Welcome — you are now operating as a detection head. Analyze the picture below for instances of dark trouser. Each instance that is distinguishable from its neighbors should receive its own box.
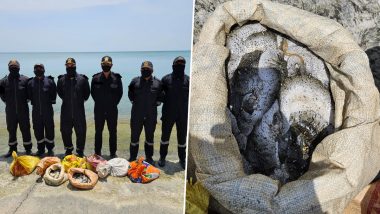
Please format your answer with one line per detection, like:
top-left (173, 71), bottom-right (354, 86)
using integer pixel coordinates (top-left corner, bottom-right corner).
top-left (130, 114), bottom-right (157, 160)
top-left (61, 115), bottom-right (86, 154)
top-left (160, 115), bottom-right (187, 161)
top-left (94, 108), bottom-right (118, 155)
top-left (32, 110), bottom-right (55, 152)
top-left (6, 111), bottom-right (32, 150)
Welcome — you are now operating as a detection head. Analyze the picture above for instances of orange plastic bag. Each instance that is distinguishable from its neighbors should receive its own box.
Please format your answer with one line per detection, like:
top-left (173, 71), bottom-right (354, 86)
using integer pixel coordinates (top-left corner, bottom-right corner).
top-left (127, 157), bottom-right (160, 183)
top-left (10, 151), bottom-right (40, 176)
top-left (36, 157), bottom-right (61, 176)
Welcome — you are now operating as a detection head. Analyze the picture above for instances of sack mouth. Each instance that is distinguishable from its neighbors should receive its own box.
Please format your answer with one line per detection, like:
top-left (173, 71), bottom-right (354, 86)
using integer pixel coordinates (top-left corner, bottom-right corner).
top-left (190, 0), bottom-right (380, 212)
top-left (68, 168), bottom-right (99, 190)
top-left (43, 163), bottom-right (67, 186)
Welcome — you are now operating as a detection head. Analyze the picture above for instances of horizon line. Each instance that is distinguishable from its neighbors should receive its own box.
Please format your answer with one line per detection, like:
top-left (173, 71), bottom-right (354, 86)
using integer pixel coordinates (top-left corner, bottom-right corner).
top-left (0, 50), bottom-right (191, 54)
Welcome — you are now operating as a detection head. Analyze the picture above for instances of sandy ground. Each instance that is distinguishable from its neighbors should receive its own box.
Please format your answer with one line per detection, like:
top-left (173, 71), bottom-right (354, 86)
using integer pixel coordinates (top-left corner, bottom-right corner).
top-left (0, 118), bottom-right (186, 214)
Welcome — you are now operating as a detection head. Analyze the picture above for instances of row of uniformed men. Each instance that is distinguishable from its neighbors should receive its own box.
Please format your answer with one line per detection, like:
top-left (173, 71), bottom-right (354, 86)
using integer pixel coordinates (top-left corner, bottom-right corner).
top-left (0, 56), bottom-right (189, 168)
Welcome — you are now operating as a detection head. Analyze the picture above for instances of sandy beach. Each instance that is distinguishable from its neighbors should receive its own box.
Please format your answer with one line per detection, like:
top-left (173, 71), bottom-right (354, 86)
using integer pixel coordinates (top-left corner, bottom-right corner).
top-left (0, 119), bottom-right (185, 214)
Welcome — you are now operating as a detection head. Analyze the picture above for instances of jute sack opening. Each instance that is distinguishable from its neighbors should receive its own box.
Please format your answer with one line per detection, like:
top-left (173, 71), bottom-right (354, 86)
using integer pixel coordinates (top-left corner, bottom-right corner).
top-left (43, 163), bottom-right (68, 186)
top-left (68, 168), bottom-right (98, 190)
top-left (190, 0), bottom-right (380, 213)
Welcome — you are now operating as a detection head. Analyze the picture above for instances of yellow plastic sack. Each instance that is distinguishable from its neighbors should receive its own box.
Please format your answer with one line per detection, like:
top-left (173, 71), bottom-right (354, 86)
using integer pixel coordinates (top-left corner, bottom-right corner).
top-left (62, 155), bottom-right (86, 172)
top-left (10, 151), bottom-right (40, 176)
top-left (185, 178), bottom-right (210, 214)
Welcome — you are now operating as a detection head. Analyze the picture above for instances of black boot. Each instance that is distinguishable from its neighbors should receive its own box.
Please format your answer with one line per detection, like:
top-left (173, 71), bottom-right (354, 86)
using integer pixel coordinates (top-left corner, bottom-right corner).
top-left (110, 153), bottom-right (117, 159)
top-left (145, 142), bottom-right (155, 166)
top-left (3, 146), bottom-right (17, 158)
top-left (35, 150), bottom-right (45, 157)
top-left (45, 140), bottom-right (55, 157)
top-left (145, 158), bottom-right (155, 166)
top-left (158, 158), bottom-right (166, 167)
top-left (76, 150), bottom-right (84, 158)
top-left (128, 143), bottom-right (139, 162)
top-left (178, 146), bottom-right (186, 170)
top-left (65, 149), bottom-right (73, 156)
top-left (36, 140), bottom-right (45, 157)
top-left (158, 143), bottom-right (169, 167)
top-left (47, 149), bottom-right (54, 157)
top-left (180, 159), bottom-right (186, 169)
top-left (24, 143), bottom-right (32, 155)
top-left (25, 149), bottom-right (32, 156)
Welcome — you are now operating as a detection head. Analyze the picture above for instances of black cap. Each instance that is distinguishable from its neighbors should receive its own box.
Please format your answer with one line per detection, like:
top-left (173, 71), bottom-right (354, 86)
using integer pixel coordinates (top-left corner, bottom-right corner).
top-left (173, 56), bottom-right (186, 65)
top-left (34, 63), bottom-right (45, 70)
top-left (8, 59), bottom-right (20, 68)
top-left (101, 56), bottom-right (113, 65)
top-left (65, 58), bottom-right (76, 65)
top-left (141, 61), bottom-right (153, 70)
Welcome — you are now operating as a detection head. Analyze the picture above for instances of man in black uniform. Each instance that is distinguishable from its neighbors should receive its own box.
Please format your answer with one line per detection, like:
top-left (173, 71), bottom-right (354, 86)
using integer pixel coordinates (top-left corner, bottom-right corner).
top-left (57, 58), bottom-right (90, 157)
top-left (158, 56), bottom-right (189, 169)
top-left (0, 60), bottom-right (32, 157)
top-left (128, 61), bottom-right (163, 165)
top-left (91, 56), bottom-right (123, 158)
top-left (27, 64), bottom-right (57, 157)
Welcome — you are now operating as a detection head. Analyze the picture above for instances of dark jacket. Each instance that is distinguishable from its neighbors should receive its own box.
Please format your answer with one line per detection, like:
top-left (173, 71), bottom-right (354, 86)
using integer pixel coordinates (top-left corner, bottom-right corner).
top-left (128, 76), bottom-right (163, 118)
top-left (161, 73), bottom-right (189, 120)
top-left (57, 73), bottom-right (90, 120)
top-left (91, 72), bottom-right (123, 111)
top-left (0, 74), bottom-right (29, 115)
top-left (27, 76), bottom-right (57, 115)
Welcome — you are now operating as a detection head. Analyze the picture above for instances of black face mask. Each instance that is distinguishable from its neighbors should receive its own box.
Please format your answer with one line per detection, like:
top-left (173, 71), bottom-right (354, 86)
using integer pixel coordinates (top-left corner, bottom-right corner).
top-left (34, 69), bottom-right (44, 77)
top-left (9, 67), bottom-right (20, 78)
top-left (66, 67), bottom-right (76, 77)
top-left (102, 65), bottom-right (111, 72)
top-left (141, 69), bottom-right (152, 79)
top-left (173, 64), bottom-right (185, 79)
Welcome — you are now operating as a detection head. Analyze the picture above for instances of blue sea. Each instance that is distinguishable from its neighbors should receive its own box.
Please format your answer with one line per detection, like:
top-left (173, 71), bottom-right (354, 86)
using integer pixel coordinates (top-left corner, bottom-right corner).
top-left (0, 51), bottom-right (190, 121)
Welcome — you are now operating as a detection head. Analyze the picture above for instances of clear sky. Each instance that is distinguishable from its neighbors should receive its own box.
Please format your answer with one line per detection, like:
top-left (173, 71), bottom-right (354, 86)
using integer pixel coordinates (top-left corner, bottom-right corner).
top-left (0, 0), bottom-right (194, 52)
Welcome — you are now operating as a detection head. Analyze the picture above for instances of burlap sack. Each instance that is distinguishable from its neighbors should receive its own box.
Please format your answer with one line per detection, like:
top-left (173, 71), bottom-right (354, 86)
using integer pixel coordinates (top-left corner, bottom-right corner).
top-left (189, 0), bottom-right (380, 213)
top-left (43, 163), bottom-right (68, 186)
top-left (68, 168), bottom-right (98, 190)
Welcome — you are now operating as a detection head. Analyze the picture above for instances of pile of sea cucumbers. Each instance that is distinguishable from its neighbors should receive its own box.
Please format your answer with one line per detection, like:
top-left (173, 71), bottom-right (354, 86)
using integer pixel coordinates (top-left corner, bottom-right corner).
top-left (227, 23), bottom-right (334, 184)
